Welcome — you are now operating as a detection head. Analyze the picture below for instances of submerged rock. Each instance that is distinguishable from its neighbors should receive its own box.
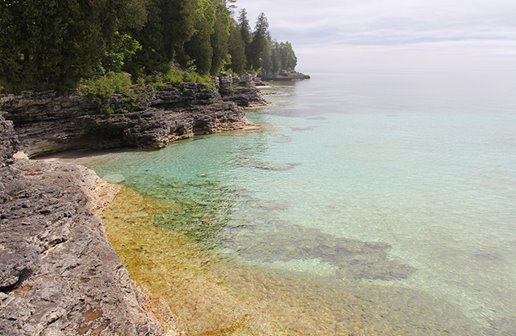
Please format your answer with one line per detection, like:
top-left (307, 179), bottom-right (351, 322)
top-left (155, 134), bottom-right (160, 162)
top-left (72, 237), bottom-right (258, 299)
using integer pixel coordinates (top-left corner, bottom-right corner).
top-left (224, 222), bottom-right (416, 281)
top-left (235, 158), bottom-right (301, 171)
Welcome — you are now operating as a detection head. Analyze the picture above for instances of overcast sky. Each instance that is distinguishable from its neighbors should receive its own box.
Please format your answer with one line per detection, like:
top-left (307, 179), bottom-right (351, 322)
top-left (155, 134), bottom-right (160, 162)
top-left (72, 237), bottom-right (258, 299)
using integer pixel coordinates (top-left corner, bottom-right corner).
top-left (234, 0), bottom-right (516, 73)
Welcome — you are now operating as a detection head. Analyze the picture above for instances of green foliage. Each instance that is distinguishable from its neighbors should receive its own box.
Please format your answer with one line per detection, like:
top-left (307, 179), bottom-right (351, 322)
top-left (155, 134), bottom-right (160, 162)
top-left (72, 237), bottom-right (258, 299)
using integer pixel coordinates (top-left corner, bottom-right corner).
top-left (186, 30), bottom-right (213, 75)
top-left (79, 72), bottom-right (133, 115)
top-left (248, 12), bottom-right (270, 69)
top-left (210, 3), bottom-right (231, 75)
top-left (264, 41), bottom-right (298, 76)
top-left (0, 1), bottom-right (299, 92)
top-left (238, 9), bottom-right (252, 67)
top-left (161, 0), bottom-right (197, 62)
top-left (103, 33), bottom-right (142, 73)
top-left (79, 72), bottom-right (132, 98)
top-left (227, 22), bottom-right (247, 74)
top-left (126, 0), bottom-right (167, 74)
top-left (143, 66), bottom-right (212, 90)
top-left (0, 0), bottom-right (137, 92)
top-left (118, 0), bottom-right (151, 30)
top-left (280, 42), bottom-right (298, 70)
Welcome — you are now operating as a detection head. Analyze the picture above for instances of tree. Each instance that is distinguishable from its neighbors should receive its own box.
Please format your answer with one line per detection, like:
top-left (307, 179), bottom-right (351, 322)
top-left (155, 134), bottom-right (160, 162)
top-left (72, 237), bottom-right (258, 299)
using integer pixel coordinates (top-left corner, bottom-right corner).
top-left (210, 3), bottom-right (231, 75)
top-left (280, 42), bottom-right (298, 70)
top-left (125, 0), bottom-right (165, 74)
top-left (0, 1), bottom-right (300, 91)
top-left (248, 12), bottom-right (270, 70)
top-left (0, 0), bottom-right (131, 91)
top-left (184, 0), bottom-right (216, 74)
top-left (161, 0), bottom-right (197, 63)
top-left (227, 22), bottom-right (246, 74)
top-left (237, 9), bottom-right (252, 68)
top-left (270, 41), bottom-right (282, 75)
top-left (103, 33), bottom-right (142, 73)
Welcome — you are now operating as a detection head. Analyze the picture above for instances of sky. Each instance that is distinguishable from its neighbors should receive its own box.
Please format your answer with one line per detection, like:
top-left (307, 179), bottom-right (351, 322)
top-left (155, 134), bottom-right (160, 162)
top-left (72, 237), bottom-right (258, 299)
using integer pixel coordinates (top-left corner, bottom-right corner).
top-left (233, 0), bottom-right (516, 73)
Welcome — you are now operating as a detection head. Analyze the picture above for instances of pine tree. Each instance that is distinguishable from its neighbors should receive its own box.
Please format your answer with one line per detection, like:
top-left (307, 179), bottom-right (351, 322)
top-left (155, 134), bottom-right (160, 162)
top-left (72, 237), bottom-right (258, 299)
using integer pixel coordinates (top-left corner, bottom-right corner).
top-left (248, 12), bottom-right (270, 70)
top-left (227, 22), bottom-right (247, 74)
top-left (281, 42), bottom-right (298, 70)
top-left (210, 3), bottom-right (231, 75)
top-left (0, 1), bottom-right (300, 91)
top-left (161, 0), bottom-right (197, 63)
top-left (271, 42), bottom-right (282, 75)
top-left (0, 0), bottom-right (128, 91)
top-left (238, 9), bottom-right (252, 69)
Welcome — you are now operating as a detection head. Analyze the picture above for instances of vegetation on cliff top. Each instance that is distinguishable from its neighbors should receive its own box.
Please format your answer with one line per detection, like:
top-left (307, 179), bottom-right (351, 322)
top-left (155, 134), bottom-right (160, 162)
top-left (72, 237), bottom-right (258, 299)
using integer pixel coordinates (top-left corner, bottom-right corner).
top-left (0, 0), bottom-right (299, 92)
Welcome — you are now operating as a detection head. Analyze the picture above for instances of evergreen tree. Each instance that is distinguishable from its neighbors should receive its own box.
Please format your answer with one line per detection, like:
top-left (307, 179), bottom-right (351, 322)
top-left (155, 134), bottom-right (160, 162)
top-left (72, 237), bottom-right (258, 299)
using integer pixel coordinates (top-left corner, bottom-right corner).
top-left (281, 42), bottom-right (298, 70)
top-left (0, 1), bottom-right (300, 91)
top-left (238, 9), bottom-right (252, 68)
top-left (261, 39), bottom-right (273, 76)
top-left (116, 0), bottom-right (150, 30)
top-left (210, 3), bottom-right (231, 75)
top-left (126, 0), bottom-right (165, 74)
top-left (271, 42), bottom-right (282, 75)
top-left (0, 0), bottom-right (130, 91)
top-left (184, 0), bottom-right (216, 74)
top-left (161, 0), bottom-right (196, 63)
top-left (227, 22), bottom-right (247, 74)
top-left (248, 12), bottom-right (270, 70)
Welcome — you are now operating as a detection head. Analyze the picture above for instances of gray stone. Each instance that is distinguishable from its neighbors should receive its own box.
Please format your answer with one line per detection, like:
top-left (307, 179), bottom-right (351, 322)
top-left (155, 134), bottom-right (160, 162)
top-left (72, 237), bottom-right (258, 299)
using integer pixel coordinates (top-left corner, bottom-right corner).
top-left (0, 160), bottom-right (174, 335)
top-left (0, 114), bottom-right (19, 167)
top-left (1, 83), bottom-right (261, 158)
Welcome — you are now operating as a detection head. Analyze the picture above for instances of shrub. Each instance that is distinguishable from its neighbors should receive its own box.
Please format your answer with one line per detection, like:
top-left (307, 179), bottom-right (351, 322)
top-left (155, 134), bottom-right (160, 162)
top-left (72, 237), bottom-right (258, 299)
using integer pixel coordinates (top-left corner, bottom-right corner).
top-left (143, 65), bottom-right (214, 90)
top-left (79, 72), bottom-right (132, 98)
top-left (79, 72), bottom-right (133, 114)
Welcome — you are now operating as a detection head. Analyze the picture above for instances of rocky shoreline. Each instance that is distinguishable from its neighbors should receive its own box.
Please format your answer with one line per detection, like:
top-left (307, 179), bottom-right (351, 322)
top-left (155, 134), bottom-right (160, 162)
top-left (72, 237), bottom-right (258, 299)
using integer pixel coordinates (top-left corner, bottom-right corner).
top-left (0, 78), bottom-right (266, 158)
top-left (1, 115), bottom-right (181, 335)
top-left (0, 80), bottom-right (269, 335)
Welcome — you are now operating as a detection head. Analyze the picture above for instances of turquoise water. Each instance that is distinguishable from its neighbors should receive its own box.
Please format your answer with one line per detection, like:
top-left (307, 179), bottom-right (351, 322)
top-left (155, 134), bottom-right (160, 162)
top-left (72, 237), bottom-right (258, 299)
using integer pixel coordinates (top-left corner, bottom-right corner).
top-left (86, 72), bottom-right (516, 335)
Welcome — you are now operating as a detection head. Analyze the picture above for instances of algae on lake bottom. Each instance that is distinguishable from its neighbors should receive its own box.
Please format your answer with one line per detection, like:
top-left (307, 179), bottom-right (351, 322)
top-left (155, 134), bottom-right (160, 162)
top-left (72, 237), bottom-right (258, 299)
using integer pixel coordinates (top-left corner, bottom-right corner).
top-left (101, 186), bottom-right (482, 336)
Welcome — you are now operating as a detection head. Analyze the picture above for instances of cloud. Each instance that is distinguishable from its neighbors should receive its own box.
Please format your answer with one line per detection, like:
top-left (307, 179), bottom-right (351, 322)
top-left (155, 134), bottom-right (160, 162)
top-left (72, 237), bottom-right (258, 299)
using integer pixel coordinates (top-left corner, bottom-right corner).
top-left (234, 0), bottom-right (516, 72)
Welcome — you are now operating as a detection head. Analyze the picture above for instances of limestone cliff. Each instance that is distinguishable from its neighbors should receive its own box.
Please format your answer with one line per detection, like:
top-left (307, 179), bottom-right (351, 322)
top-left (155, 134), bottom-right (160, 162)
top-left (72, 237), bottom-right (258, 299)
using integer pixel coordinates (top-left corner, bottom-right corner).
top-left (0, 115), bottom-right (178, 335)
top-left (0, 81), bottom-right (265, 158)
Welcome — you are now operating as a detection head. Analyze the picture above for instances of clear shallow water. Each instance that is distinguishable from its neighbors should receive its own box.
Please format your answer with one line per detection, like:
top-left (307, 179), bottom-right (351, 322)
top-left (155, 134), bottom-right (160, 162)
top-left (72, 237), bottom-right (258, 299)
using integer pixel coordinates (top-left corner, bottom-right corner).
top-left (86, 72), bottom-right (516, 335)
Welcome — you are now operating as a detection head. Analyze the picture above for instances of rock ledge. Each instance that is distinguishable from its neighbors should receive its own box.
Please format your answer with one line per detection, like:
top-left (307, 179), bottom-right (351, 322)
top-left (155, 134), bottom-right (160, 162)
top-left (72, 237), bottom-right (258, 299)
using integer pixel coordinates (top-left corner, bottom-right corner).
top-left (0, 115), bottom-right (177, 335)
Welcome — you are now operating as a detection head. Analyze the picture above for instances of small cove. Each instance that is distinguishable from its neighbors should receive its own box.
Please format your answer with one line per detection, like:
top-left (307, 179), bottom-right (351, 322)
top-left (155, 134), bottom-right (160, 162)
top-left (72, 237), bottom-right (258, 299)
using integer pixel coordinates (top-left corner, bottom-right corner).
top-left (81, 72), bottom-right (516, 335)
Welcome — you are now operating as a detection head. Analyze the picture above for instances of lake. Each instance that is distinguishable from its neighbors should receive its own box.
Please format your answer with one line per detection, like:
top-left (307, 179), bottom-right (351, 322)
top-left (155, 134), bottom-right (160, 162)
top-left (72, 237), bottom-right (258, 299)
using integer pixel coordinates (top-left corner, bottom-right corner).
top-left (85, 71), bottom-right (516, 335)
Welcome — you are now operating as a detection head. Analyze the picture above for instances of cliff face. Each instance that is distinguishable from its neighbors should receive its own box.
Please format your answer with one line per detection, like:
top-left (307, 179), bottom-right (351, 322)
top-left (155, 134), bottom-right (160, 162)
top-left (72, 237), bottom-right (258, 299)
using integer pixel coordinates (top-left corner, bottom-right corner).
top-left (0, 114), bottom-right (19, 167)
top-left (0, 81), bottom-right (267, 335)
top-left (0, 82), bottom-right (262, 158)
top-left (0, 115), bottom-right (175, 335)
